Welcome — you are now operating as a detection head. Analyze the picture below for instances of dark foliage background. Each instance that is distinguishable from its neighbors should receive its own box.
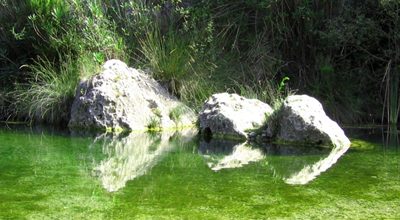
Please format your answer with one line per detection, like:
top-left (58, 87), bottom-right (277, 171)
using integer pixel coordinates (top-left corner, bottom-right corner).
top-left (1, 0), bottom-right (399, 125)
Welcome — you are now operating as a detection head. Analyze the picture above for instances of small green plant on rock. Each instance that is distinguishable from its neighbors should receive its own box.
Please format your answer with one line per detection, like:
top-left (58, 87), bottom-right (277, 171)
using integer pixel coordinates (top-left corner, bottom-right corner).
top-left (265, 100), bottom-right (285, 138)
top-left (147, 116), bottom-right (161, 131)
top-left (152, 108), bottom-right (162, 118)
top-left (278, 77), bottom-right (290, 94)
top-left (169, 104), bottom-right (188, 124)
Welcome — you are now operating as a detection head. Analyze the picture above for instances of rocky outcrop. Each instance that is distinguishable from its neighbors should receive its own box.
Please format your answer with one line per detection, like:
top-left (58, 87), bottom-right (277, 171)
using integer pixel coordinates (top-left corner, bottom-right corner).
top-left (69, 59), bottom-right (196, 131)
top-left (199, 93), bottom-right (273, 139)
top-left (267, 95), bottom-right (350, 148)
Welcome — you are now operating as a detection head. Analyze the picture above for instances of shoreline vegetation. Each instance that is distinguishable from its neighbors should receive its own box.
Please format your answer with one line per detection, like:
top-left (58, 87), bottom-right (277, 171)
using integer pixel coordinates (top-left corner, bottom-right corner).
top-left (1, 0), bottom-right (399, 128)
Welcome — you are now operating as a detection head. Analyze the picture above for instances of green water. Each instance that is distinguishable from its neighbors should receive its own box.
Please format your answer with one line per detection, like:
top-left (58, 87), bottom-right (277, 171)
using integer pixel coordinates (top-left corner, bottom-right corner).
top-left (0, 126), bottom-right (399, 219)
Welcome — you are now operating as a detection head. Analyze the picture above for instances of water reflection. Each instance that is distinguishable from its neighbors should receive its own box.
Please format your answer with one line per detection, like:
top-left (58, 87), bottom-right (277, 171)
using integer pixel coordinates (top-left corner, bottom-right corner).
top-left (92, 128), bottom-right (350, 191)
top-left (200, 138), bottom-right (350, 185)
top-left (384, 124), bottom-right (399, 148)
top-left (283, 136), bottom-right (351, 185)
top-left (199, 140), bottom-right (265, 171)
top-left (92, 130), bottom-right (196, 192)
top-left (283, 144), bottom-right (349, 184)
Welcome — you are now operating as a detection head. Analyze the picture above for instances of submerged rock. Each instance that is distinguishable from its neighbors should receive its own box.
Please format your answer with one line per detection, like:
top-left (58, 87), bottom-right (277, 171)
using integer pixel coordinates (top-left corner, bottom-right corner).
top-left (268, 95), bottom-right (350, 148)
top-left (69, 59), bottom-right (196, 131)
top-left (199, 93), bottom-right (273, 139)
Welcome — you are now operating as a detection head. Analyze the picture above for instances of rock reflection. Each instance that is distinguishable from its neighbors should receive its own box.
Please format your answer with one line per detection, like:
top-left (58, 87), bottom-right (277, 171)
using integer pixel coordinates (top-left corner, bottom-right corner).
top-left (283, 138), bottom-right (350, 185)
top-left (199, 140), bottom-right (265, 171)
top-left (93, 130), bottom-right (196, 192)
top-left (200, 138), bottom-right (350, 185)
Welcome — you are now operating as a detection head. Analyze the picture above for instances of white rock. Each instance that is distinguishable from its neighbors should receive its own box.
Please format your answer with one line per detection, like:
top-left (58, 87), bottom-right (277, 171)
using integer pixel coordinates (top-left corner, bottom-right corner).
top-left (69, 59), bottom-right (196, 131)
top-left (272, 95), bottom-right (350, 148)
top-left (199, 93), bottom-right (273, 138)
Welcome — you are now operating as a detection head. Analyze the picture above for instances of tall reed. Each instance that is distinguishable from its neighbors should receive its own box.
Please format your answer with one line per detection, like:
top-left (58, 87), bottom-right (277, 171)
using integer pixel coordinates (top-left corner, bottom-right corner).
top-left (382, 60), bottom-right (399, 126)
top-left (10, 54), bottom-right (79, 124)
top-left (139, 23), bottom-right (196, 95)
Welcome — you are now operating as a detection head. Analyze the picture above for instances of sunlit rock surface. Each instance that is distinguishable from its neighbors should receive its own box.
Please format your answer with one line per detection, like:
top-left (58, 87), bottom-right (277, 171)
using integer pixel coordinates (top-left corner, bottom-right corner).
top-left (200, 140), bottom-right (265, 171)
top-left (69, 59), bottom-right (195, 131)
top-left (268, 95), bottom-right (351, 148)
top-left (92, 130), bottom-right (196, 192)
top-left (199, 93), bottom-right (273, 139)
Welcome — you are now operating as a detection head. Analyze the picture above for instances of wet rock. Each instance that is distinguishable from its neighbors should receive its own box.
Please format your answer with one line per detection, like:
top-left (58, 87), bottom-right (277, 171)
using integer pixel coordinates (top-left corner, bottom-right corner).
top-left (248, 132), bottom-right (257, 141)
top-left (248, 132), bottom-right (257, 136)
top-left (268, 95), bottom-right (350, 148)
top-left (69, 59), bottom-right (196, 131)
top-left (199, 93), bottom-right (273, 139)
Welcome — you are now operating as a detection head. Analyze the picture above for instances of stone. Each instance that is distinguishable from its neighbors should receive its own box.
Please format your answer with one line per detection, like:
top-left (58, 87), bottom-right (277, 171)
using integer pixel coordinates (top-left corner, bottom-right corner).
top-left (69, 59), bottom-right (196, 131)
top-left (199, 93), bottom-right (273, 139)
top-left (248, 132), bottom-right (257, 140)
top-left (270, 95), bottom-right (350, 148)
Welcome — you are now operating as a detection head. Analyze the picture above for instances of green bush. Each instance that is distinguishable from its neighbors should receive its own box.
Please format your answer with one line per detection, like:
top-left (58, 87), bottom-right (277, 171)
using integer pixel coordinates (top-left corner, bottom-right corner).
top-left (0, 0), bottom-right (126, 123)
top-left (1, 0), bottom-right (400, 125)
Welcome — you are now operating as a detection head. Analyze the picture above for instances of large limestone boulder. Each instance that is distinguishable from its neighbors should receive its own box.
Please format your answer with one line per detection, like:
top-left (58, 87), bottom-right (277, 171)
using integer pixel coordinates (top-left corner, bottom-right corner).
top-left (269, 95), bottom-right (350, 148)
top-left (199, 93), bottom-right (273, 139)
top-left (69, 59), bottom-right (195, 131)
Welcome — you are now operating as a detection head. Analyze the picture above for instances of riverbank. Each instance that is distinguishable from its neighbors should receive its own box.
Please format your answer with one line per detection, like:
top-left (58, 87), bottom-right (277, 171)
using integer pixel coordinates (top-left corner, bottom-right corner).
top-left (1, 1), bottom-right (399, 126)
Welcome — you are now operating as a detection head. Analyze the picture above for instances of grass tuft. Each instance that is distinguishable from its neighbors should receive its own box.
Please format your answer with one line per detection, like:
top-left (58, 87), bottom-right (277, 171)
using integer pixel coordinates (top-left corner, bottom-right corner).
top-left (147, 116), bottom-right (161, 131)
top-left (139, 25), bottom-right (195, 96)
top-left (10, 54), bottom-right (79, 124)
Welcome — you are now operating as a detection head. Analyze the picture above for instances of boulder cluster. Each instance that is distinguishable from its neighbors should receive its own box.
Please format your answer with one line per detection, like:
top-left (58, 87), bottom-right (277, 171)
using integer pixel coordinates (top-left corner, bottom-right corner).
top-left (69, 59), bottom-right (349, 148)
top-left (199, 93), bottom-right (350, 148)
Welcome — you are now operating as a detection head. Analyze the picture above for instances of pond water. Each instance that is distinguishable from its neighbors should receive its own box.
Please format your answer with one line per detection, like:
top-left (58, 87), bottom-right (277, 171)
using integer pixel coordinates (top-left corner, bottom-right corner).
top-left (0, 126), bottom-right (399, 219)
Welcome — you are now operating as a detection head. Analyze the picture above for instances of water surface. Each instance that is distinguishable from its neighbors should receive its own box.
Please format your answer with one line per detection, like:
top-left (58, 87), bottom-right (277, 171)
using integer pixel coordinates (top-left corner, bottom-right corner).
top-left (0, 126), bottom-right (399, 219)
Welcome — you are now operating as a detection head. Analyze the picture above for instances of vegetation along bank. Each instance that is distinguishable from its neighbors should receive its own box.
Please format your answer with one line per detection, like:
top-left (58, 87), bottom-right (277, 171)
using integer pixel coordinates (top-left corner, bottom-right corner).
top-left (1, 0), bottom-right (399, 127)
